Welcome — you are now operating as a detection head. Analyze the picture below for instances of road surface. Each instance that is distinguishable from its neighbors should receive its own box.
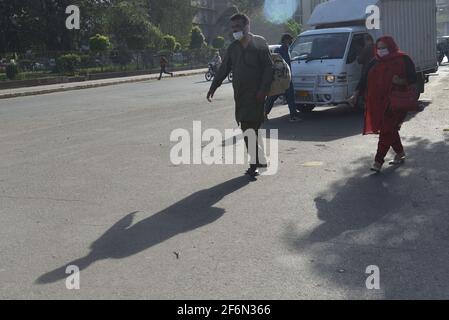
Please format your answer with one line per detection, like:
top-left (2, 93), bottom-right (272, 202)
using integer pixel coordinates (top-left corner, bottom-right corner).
top-left (0, 66), bottom-right (448, 299)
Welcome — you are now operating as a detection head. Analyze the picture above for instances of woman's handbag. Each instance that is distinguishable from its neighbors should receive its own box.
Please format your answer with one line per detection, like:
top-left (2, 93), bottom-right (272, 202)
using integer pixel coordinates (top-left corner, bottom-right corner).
top-left (389, 86), bottom-right (419, 112)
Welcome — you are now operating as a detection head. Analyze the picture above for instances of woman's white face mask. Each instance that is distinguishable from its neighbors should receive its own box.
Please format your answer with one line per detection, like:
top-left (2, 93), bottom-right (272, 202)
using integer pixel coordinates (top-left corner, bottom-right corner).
top-left (377, 48), bottom-right (390, 57)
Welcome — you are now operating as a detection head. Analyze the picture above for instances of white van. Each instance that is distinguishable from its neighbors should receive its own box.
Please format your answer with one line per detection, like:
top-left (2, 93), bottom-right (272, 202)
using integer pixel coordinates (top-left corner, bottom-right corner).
top-left (290, 0), bottom-right (438, 112)
top-left (290, 26), bottom-right (368, 111)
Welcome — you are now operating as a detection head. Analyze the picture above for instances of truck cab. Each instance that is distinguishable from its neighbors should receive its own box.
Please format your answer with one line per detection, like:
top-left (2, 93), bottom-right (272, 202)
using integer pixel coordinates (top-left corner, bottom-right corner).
top-left (289, 0), bottom-right (437, 112)
top-left (290, 26), bottom-right (369, 111)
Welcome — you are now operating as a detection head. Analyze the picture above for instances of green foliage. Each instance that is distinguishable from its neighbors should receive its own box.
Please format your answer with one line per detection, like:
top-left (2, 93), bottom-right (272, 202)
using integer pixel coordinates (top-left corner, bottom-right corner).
top-left (0, 0), bottom-right (194, 56)
top-left (286, 19), bottom-right (302, 37)
top-left (6, 63), bottom-right (19, 80)
top-left (56, 53), bottom-right (81, 74)
top-left (162, 35), bottom-right (177, 52)
top-left (190, 26), bottom-right (205, 49)
top-left (89, 34), bottom-right (111, 53)
top-left (149, 0), bottom-right (193, 44)
top-left (107, 1), bottom-right (164, 51)
top-left (174, 42), bottom-right (182, 52)
top-left (212, 36), bottom-right (225, 50)
top-left (79, 55), bottom-right (93, 68)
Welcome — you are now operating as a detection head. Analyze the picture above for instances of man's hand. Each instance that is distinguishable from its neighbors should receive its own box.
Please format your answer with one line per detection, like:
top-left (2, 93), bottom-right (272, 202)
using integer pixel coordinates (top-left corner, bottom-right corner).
top-left (256, 91), bottom-right (267, 103)
top-left (207, 89), bottom-right (215, 102)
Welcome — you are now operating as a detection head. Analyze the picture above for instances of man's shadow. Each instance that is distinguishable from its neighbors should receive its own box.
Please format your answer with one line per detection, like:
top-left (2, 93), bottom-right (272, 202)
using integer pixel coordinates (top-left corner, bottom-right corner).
top-left (36, 176), bottom-right (250, 284)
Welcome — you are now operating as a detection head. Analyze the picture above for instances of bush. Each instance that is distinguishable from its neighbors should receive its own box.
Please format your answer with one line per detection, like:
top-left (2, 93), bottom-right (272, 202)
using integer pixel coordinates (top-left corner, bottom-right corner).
top-left (79, 55), bottom-right (93, 69)
top-left (212, 36), bottom-right (225, 50)
top-left (174, 42), bottom-right (182, 52)
top-left (162, 35), bottom-right (176, 52)
top-left (190, 26), bottom-right (205, 49)
top-left (89, 34), bottom-right (111, 53)
top-left (56, 53), bottom-right (81, 74)
top-left (18, 59), bottom-right (33, 71)
top-left (148, 23), bottom-right (165, 51)
top-left (6, 63), bottom-right (19, 80)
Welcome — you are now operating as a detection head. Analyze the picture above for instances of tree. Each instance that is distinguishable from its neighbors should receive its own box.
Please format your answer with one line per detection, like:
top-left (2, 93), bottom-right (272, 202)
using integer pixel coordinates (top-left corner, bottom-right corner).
top-left (174, 42), bottom-right (182, 52)
top-left (162, 35), bottom-right (176, 52)
top-left (89, 34), bottom-right (111, 71)
top-left (146, 0), bottom-right (193, 47)
top-left (89, 34), bottom-right (111, 53)
top-left (212, 36), bottom-right (225, 50)
top-left (286, 19), bottom-right (302, 37)
top-left (0, 0), bottom-right (112, 53)
top-left (107, 1), bottom-right (163, 51)
top-left (190, 26), bottom-right (205, 49)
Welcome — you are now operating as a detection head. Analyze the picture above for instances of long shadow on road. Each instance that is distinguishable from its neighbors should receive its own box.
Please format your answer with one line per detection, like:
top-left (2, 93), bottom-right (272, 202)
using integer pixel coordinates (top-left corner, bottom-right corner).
top-left (263, 104), bottom-right (363, 143)
top-left (263, 104), bottom-right (429, 143)
top-left (283, 138), bottom-right (449, 298)
top-left (36, 176), bottom-right (250, 285)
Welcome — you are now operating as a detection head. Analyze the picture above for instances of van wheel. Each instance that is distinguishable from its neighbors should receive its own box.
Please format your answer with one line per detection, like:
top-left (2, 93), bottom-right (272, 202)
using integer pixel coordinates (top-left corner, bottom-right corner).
top-left (297, 104), bottom-right (315, 113)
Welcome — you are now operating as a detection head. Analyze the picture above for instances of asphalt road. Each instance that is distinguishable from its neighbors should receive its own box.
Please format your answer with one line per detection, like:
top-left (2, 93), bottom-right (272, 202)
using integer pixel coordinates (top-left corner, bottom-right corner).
top-left (0, 66), bottom-right (448, 299)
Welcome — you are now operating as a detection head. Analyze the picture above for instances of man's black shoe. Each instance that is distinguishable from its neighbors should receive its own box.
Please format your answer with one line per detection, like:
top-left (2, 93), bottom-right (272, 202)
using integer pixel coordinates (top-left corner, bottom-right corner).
top-left (245, 167), bottom-right (260, 177)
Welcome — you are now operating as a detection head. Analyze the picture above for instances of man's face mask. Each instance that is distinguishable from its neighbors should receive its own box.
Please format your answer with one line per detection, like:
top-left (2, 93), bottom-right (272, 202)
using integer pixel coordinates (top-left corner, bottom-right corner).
top-left (231, 22), bottom-right (248, 41)
top-left (233, 31), bottom-right (244, 41)
top-left (377, 48), bottom-right (389, 57)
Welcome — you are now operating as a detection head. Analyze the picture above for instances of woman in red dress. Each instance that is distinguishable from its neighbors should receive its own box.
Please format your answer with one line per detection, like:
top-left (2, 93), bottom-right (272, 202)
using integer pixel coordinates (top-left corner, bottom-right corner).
top-left (352, 36), bottom-right (417, 172)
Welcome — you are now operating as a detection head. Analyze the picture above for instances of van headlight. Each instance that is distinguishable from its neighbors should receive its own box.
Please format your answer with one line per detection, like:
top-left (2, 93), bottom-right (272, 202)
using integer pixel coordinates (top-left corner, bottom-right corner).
top-left (325, 75), bottom-right (335, 83)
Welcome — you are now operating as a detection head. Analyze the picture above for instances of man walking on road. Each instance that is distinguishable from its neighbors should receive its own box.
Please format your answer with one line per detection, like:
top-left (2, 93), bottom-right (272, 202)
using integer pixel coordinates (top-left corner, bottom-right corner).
top-left (264, 33), bottom-right (299, 122)
top-left (207, 13), bottom-right (274, 177)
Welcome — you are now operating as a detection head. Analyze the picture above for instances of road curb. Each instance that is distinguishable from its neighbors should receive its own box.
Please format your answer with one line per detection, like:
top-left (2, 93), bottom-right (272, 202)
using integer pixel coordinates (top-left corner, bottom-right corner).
top-left (0, 69), bottom-right (207, 100)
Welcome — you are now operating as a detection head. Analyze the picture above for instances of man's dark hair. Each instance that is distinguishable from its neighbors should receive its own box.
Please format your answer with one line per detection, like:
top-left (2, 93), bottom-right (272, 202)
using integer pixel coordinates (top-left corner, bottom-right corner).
top-left (230, 13), bottom-right (250, 26)
top-left (281, 33), bottom-right (293, 42)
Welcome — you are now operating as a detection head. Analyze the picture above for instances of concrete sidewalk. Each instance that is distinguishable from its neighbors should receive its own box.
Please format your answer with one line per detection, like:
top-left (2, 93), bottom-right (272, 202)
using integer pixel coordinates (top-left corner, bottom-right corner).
top-left (0, 67), bottom-right (208, 100)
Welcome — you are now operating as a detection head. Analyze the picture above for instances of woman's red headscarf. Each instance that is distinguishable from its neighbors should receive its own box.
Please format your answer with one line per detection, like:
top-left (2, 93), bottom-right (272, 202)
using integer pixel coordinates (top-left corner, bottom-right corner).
top-left (364, 35), bottom-right (408, 135)
top-left (374, 35), bottom-right (406, 61)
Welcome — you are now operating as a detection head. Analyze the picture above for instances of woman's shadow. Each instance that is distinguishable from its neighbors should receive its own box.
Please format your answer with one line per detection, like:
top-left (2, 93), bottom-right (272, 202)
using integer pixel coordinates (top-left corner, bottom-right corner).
top-left (36, 176), bottom-right (250, 284)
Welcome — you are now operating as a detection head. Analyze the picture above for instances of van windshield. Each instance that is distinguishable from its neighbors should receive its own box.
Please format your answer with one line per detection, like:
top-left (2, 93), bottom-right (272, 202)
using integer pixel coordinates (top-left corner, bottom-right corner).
top-left (290, 33), bottom-right (350, 61)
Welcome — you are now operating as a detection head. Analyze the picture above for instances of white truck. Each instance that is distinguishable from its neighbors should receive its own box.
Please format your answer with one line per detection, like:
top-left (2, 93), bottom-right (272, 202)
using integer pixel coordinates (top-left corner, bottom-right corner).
top-left (290, 0), bottom-right (438, 112)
